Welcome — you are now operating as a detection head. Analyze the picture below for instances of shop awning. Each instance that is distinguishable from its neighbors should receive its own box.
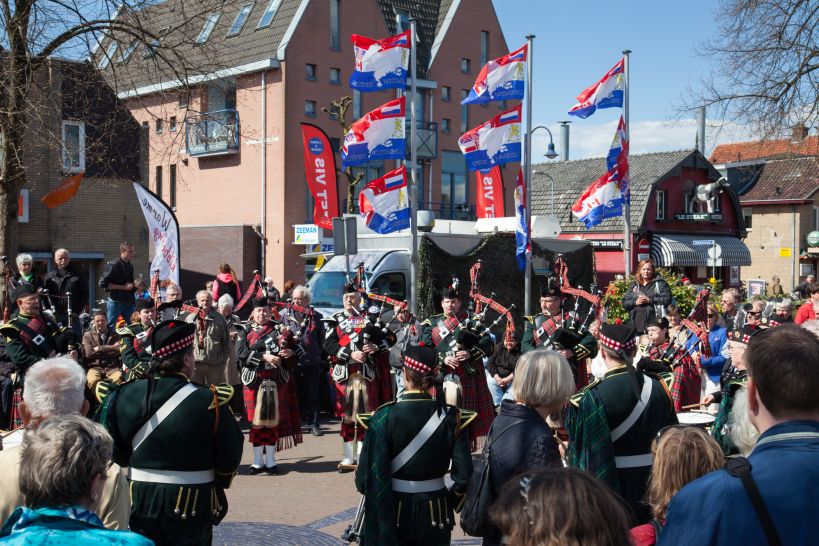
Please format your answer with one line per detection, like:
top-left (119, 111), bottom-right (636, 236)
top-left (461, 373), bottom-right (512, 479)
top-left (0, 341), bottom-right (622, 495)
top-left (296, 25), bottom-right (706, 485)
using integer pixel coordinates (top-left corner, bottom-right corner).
top-left (650, 234), bottom-right (751, 267)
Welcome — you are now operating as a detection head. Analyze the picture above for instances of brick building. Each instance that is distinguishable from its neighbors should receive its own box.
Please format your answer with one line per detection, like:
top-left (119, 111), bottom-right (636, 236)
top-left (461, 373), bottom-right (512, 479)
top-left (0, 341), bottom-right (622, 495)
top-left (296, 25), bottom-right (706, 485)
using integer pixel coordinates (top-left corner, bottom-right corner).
top-left (97, 0), bottom-right (516, 293)
top-left (531, 150), bottom-right (751, 286)
top-left (12, 59), bottom-right (148, 311)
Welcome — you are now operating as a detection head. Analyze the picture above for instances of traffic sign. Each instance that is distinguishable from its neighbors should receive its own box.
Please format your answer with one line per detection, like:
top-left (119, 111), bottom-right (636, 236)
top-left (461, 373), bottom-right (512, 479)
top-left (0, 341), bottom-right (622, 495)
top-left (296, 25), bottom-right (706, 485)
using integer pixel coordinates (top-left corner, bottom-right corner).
top-left (637, 238), bottom-right (650, 252)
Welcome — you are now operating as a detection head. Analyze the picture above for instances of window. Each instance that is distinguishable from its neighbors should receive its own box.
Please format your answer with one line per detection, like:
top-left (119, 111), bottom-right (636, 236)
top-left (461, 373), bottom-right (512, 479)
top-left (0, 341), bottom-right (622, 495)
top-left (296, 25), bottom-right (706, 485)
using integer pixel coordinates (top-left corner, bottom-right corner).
top-left (655, 190), bottom-right (666, 220)
top-left (353, 90), bottom-right (362, 119)
top-left (61, 121), bottom-right (85, 173)
top-left (330, 0), bottom-right (340, 49)
top-left (170, 164), bottom-right (177, 208)
top-left (169, 116), bottom-right (177, 132)
top-left (228, 3), bottom-right (254, 36)
top-left (97, 41), bottom-right (118, 69)
top-left (305, 100), bottom-right (316, 117)
top-left (330, 67), bottom-right (341, 84)
top-left (155, 165), bottom-right (163, 198)
top-left (197, 12), bottom-right (222, 43)
top-left (306, 63), bottom-right (316, 80)
top-left (441, 118), bottom-right (451, 133)
top-left (117, 40), bottom-right (138, 64)
top-left (178, 91), bottom-right (189, 109)
top-left (743, 207), bottom-right (753, 229)
top-left (684, 192), bottom-right (694, 213)
top-left (460, 90), bottom-right (469, 133)
top-left (257, 0), bottom-right (281, 29)
top-left (480, 31), bottom-right (489, 66)
top-left (144, 27), bottom-right (168, 58)
top-left (155, 119), bottom-right (163, 134)
top-left (441, 86), bottom-right (451, 102)
top-left (395, 9), bottom-right (410, 32)
top-left (441, 151), bottom-right (468, 219)
top-left (141, 121), bottom-right (149, 129)
top-left (461, 58), bottom-right (471, 73)
top-left (370, 272), bottom-right (406, 300)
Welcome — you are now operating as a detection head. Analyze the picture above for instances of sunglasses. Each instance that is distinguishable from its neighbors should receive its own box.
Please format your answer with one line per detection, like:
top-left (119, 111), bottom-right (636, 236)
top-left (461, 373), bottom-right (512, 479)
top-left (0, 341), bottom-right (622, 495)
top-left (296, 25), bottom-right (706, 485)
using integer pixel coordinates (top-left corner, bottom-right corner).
top-left (655, 423), bottom-right (693, 442)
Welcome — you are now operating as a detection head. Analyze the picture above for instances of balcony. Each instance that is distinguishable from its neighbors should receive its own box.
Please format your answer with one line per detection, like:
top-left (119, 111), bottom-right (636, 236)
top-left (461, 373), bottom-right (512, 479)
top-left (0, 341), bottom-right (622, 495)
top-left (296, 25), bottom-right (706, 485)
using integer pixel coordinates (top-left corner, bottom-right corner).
top-left (405, 121), bottom-right (438, 160)
top-left (420, 201), bottom-right (476, 221)
top-left (185, 109), bottom-right (239, 157)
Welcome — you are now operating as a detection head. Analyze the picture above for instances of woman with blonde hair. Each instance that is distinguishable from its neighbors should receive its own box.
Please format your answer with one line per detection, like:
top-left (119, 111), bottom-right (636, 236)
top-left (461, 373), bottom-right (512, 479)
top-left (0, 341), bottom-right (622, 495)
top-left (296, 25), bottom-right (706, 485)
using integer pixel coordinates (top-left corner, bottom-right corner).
top-left (623, 258), bottom-right (672, 334)
top-left (630, 426), bottom-right (724, 545)
top-left (490, 468), bottom-right (633, 546)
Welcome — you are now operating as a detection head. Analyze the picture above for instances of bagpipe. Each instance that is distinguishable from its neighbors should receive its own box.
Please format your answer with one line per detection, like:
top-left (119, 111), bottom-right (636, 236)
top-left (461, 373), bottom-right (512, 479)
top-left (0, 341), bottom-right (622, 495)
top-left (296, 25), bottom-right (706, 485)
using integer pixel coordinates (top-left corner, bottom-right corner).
top-left (240, 320), bottom-right (299, 387)
top-left (272, 300), bottom-right (317, 358)
top-left (539, 255), bottom-right (602, 351)
top-left (468, 260), bottom-right (517, 340)
top-left (638, 288), bottom-right (712, 374)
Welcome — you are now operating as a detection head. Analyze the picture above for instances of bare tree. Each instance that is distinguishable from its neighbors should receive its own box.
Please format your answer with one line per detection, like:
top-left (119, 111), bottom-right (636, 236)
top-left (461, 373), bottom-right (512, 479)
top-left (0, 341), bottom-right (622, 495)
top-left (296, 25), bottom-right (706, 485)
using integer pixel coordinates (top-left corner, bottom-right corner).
top-left (323, 96), bottom-right (364, 214)
top-left (0, 0), bottom-right (235, 260)
top-left (684, 0), bottom-right (818, 137)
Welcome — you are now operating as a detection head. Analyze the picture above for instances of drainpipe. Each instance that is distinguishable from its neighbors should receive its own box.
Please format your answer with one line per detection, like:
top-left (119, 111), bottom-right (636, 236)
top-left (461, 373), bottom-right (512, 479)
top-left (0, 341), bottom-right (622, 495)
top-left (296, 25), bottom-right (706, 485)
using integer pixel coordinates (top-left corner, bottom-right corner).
top-left (792, 205), bottom-right (797, 290)
top-left (260, 70), bottom-right (267, 277)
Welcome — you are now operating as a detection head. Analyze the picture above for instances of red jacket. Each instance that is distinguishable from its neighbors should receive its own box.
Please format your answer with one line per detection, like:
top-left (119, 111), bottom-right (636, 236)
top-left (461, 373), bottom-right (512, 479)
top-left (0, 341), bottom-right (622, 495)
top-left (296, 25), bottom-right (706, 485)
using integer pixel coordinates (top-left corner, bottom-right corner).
top-left (631, 522), bottom-right (657, 546)
top-left (795, 301), bottom-right (816, 324)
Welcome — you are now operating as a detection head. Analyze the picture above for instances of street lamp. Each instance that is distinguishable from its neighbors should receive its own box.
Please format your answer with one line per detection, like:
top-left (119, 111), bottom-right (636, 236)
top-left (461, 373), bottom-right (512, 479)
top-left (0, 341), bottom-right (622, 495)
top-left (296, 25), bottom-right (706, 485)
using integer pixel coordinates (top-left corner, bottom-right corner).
top-left (531, 125), bottom-right (559, 160)
top-left (533, 170), bottom-right (555, 217)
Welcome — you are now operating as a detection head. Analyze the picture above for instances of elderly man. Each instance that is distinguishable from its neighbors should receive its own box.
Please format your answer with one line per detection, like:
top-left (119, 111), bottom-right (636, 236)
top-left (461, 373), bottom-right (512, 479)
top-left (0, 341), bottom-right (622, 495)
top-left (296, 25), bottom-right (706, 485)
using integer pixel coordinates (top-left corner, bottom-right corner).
top-left (280, 285), bottom-right (325, 436)
top-left (718, 288), bottom-right (745, 330)
top-left (0, 357), bottom-right (130, 529)
top-left (794, 274), bottom-right (816, 299)
top-left (43, 248), bottom-right (87, 334)
top-left (217, 294), bottom-right (245, 419)
top-left (388, 303), bottom-right (421, 399)
top-left (12, 254), bottom-right (43, 296)
top-left (263, 277), bottom-right (281, 302)
top-left (83, 309), bottom-right (123, 391)
top-left (660, 325), bottom-right (819, 545)
top-left (186, 290), bottom-right (230, 386)
top-left (159, 283), bottom-right (184, 321)
top-left (774, 298), bottom-right (794, 323)
top-left (101, 243), bottom-right (136, 329)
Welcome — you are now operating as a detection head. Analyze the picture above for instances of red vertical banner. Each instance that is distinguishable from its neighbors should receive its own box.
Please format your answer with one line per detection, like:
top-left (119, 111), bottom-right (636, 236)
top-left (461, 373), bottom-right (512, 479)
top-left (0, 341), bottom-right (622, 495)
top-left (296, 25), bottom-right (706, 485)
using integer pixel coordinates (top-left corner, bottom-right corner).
top-left (300, 123), bottom-right (339, 230)
top-left (475, 166), bottom-right (505, 218)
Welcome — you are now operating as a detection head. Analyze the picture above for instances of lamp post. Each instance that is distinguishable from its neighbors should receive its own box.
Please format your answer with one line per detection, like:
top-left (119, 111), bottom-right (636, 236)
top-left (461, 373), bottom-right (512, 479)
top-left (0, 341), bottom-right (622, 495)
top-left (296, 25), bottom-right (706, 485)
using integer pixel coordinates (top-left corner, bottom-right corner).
top-left (530, 125), bottom-right (560, 160)
top-left (533, 171), bottom-right (555, 217)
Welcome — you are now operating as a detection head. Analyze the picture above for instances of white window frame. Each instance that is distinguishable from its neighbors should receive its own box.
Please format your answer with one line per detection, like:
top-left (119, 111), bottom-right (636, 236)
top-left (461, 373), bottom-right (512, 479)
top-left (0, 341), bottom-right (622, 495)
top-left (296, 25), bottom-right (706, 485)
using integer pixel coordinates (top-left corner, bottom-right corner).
top-left (743, 207), bottom-right (753, 230)
top-left (117, 40), bottom-right (138, 64)
top-left (655, 190), bottom-right (666, 220)
top-left (197, 12), bottom-right (222, 44)
top-left (61, 120), bottom-right (85, 173)
top-left (97, 41), bottom-right (118, 69)
top-left (228, 3), bottom-right (254, 36)
top-left (257, 0), bottom-right (282, 29)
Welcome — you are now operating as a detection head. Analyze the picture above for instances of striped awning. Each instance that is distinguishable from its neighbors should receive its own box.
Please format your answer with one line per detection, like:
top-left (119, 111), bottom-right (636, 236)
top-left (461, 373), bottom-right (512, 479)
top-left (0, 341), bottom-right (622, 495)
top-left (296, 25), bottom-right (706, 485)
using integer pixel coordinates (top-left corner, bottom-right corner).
top-left (650, 234), bottom-right (752, 267)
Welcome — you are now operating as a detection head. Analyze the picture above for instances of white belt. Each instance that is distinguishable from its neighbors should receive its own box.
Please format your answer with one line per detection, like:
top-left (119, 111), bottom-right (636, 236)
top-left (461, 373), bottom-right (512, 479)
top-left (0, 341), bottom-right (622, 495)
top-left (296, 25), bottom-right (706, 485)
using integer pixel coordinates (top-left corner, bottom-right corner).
top-left (614, 453), bottom-right (654, 469)
top-left (129, 468), bottom-right (215, 485)
top-left (391, 477), bottom-right (446, 493)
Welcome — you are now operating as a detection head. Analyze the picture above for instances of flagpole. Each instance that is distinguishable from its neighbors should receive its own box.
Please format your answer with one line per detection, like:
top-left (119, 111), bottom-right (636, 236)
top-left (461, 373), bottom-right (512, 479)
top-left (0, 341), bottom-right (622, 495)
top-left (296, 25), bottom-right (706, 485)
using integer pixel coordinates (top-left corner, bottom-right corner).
top-left (524, 34), bottom-right (534, 316)
top-left (622, 49), bottom-right (631, 278)
top-left (409, 19), bottom-right (419, 314)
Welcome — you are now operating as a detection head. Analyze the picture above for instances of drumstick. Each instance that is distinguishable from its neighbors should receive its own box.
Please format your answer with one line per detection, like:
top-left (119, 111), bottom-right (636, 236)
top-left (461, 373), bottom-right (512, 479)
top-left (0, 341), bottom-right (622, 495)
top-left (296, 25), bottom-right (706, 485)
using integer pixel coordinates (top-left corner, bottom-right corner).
top-left (681, 403), bottom-right (706, 410)
top-left (0, 426), bottom-right (23, 439)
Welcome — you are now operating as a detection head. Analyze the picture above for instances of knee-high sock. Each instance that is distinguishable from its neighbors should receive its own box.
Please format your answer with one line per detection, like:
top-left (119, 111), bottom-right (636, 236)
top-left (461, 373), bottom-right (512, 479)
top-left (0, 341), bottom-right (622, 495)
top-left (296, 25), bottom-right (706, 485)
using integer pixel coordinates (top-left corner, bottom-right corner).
top-left (264, 445), bottom-right (277, 467)
top-left (252, 445), bottom-right (264, 468)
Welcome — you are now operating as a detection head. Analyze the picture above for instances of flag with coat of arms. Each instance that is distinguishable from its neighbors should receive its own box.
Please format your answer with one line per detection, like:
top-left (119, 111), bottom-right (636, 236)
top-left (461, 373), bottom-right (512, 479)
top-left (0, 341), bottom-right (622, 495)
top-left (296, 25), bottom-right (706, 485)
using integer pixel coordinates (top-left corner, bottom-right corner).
top-left (349, 30), bottom-right (410, 91)
top-left (461, 44), bottom-right (527, 105)
top-left (568, 58), bottom-right (624, 119)
top-left (514, 169), bottom-right (531, 270)
top-left (458, 105), bottom-right (522, 171)
top-left (342, 97), bottom-right (406, 167)
top-left (358, 166), bottom-right (410, 234)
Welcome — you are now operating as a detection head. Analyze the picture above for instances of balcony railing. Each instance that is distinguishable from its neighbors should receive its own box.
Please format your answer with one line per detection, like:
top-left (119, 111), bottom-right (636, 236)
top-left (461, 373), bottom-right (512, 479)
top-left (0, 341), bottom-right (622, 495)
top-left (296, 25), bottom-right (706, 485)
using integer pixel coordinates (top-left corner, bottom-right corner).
top-left (185, 109), bottom-right (239, 157)
top-left (419, 201), bottom-right (476, 221)
top-left (406, 121), bottom-right (438, 160)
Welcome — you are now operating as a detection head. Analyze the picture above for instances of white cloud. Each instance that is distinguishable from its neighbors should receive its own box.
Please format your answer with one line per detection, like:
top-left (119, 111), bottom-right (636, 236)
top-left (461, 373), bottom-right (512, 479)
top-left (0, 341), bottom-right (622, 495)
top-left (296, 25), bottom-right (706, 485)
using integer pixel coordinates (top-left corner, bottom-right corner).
top-left (529, 118), bottom-right (753, 162)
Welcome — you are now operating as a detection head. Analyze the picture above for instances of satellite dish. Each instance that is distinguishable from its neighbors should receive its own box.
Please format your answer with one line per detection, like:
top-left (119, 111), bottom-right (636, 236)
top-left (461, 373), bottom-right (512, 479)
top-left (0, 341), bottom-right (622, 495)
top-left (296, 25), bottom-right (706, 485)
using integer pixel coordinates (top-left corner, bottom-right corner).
top-left (695, 182), bottom-right (719, 213)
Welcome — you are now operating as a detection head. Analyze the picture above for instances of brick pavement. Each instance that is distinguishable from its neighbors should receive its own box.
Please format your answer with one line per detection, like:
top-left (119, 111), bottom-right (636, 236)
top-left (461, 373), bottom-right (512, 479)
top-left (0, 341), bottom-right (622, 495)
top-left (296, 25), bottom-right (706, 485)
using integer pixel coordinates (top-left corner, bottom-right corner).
top-left (215, 418), bottom-right (482, 545)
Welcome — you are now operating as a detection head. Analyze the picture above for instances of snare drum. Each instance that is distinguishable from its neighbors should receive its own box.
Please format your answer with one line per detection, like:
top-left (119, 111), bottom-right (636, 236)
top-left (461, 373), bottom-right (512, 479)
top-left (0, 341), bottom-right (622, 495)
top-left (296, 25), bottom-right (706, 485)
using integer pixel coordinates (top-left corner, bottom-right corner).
top-left (676, 411), bottom-right (716, 428)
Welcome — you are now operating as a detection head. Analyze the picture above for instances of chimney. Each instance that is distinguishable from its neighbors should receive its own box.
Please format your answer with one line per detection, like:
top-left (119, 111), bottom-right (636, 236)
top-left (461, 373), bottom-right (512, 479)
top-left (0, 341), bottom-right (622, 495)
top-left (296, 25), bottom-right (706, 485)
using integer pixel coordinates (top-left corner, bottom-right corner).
top-left (697, 106), bottom-right (706, 154)
top-left (559, 121), bottom-right (570, 161)
top-left (792, 125), bottom-right (809, 142)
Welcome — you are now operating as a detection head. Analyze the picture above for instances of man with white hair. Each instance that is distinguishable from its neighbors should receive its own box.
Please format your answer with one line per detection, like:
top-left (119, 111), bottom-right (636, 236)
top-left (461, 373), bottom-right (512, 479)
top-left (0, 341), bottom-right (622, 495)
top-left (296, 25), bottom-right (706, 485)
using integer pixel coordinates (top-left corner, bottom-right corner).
top-left (263, 277), bottom-right (281, 303)
top-left (280, 285), bottom-right (325, 436)
top-left (0, 357), bottom-right (130, 529)
top-left (186, 290), bottom-right (229, 385)
top-left (217, 294), bottom-right (245, 418)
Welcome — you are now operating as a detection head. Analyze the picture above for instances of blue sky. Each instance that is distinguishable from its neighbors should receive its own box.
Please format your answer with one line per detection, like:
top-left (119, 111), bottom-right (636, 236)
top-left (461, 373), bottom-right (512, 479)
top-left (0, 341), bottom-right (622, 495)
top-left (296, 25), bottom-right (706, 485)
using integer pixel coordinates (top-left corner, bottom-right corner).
top-left (492, 0), bottom-right (745, 159)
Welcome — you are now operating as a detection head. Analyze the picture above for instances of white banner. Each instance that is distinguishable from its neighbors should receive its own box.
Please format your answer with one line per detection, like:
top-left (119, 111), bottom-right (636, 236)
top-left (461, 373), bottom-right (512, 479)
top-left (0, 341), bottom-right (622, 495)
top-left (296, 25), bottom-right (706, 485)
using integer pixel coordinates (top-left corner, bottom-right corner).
top-left (133, 182), bottom-right (180, 286)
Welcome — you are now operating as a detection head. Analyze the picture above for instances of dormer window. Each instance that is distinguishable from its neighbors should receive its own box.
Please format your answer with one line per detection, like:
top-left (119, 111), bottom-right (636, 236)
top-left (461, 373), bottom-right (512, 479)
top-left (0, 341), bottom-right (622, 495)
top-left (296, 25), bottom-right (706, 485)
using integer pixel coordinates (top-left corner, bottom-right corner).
top-left (228, 3), bottom-right (254, 36)
top-left (197, 12), bottom-right (222, 44)
top-left (257, 0), bottom-right (281, 29)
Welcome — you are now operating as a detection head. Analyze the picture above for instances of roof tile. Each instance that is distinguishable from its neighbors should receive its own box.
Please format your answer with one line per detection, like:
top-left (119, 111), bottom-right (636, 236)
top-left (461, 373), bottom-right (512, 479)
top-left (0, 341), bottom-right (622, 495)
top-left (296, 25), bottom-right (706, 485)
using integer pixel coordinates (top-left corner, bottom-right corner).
top-left (710, 135), bottom-right (819, 164)
top-left (739, 157), bottom-right (819, 202)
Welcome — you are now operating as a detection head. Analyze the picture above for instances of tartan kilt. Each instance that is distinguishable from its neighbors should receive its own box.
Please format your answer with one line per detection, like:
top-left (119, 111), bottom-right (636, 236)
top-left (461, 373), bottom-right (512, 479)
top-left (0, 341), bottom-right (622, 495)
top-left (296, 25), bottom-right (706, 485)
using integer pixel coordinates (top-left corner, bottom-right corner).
top-left (244, 377), bottom-right (303, 450)
top-left (454, 364), bottom-right (495, 451)
top-left (671, 357), bottom-right (702, 412)
top-left (9, 387), bottom-right (22, 429)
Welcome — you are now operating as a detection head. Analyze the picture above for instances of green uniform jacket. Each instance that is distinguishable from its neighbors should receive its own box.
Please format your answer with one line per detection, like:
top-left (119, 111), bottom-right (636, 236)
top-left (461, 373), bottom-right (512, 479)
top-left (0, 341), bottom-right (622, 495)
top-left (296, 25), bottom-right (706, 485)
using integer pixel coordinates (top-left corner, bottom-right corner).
top-left (418, 312), bottom-right (494, 371)
top-left (104, 374), bottom-right (243, 526)
top-left (565, 366), bottom-right (677, 523)
top-left (521, 312), bottom-right (598, 361)
top-left (117, 323), bottom-right (152, 376)
top-left (355, 393), bottom-right (475, 546)
top-left (0, 313), bottom-right (60, 379)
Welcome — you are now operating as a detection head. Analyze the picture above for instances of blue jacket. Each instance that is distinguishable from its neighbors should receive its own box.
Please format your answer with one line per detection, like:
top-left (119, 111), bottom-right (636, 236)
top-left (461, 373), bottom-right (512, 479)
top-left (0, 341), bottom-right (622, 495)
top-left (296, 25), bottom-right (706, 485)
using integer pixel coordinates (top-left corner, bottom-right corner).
top-left (699, 325), bottom-right (727, 382)
top-left (659, 420), bottom-right (819, 546)
top-left (0, 506), bottom-right (153, 545)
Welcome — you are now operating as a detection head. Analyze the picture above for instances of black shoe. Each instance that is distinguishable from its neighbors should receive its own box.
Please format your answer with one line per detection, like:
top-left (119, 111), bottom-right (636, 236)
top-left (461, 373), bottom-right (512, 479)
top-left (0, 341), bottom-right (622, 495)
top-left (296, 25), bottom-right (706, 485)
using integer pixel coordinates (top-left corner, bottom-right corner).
top-left (310, 425), bottom-right (324, 437)
top-left (248, 465), bottom-right (264, 475)
top-left (265, 465), bottom-right (279, 475)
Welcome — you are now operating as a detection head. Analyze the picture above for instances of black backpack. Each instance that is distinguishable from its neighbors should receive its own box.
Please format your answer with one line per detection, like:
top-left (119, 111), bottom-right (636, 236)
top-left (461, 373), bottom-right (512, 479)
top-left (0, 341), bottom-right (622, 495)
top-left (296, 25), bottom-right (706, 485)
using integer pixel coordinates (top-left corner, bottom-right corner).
top-left (460, 419), bottom-right (525, 537)
top-left (216, 278), bottom-right (239, 302)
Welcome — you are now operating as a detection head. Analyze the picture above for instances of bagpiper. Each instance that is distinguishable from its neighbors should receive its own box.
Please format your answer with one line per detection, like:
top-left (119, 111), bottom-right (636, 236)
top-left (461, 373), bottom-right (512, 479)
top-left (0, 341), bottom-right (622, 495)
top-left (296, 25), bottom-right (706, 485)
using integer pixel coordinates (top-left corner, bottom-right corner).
top-left (96, 319), bottom-right (243, 545)
top-left (236, 296), bottom-right (302, 475)
top-left (565, 322), bottom-right (677, 524)
top-left (521, 282), bottom-right (597, 382)
top-left (644, 316), bottom-right (701, 412)
top-left (419, 286), bottom-right (494, 450)
top-left (352, 343), bottom-right (475, 546)
top-left (323, 283), bottom-right (396, 471)
top-left (117, 297), bottom-right (156, 381)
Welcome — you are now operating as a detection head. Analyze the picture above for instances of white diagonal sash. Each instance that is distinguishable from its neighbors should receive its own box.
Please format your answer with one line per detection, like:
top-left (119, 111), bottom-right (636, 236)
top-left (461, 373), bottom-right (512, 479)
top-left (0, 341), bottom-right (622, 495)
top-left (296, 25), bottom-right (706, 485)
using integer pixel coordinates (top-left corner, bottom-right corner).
top-left (390, 408), bottom-right (449, 473)
top-left (610, 376), bottom-right (653, 442)
top-left (132, 383), bottom-right (198, 452)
